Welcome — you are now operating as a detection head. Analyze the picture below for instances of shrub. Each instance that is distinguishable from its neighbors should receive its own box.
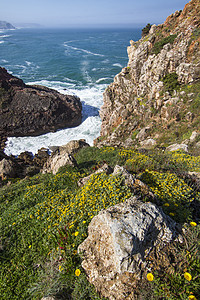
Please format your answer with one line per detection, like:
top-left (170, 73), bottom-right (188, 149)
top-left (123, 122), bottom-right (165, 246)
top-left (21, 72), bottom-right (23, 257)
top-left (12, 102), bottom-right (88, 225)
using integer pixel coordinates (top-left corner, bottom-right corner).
top-left (142, 23), bottom-right (152, 37)
top-left (151, 34), bottom-right (177, 55)
top-left (162, 72), bottom-right (179, 95)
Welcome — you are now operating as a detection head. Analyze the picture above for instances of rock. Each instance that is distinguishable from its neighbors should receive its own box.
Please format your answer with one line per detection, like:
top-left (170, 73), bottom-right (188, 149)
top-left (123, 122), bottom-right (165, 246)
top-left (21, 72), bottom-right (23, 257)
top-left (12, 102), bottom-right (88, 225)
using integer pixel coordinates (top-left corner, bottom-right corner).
top-left (195, 141), bottom-right (200, 148)
top-left (33, 148), bottom-right (50, 167)
top-left (112, 165), bottom-right (136, 187)
top-left (59, 139), bottom-right (90, 155)
top-left (78, 197), bottom-right (180, 300)
top-left (140, 138), bottom-right (156, 149)
top-left (185, 111), bottom-right (194, 122)
top-left (0, 158), bottom-right (16, 179)
top-left (136, 127), bottom-right (151, 141)
top-left (42, 152), bottom-right (77, 175)
top-left (0, 67), bottom-right (82, 137)
top-left (18, 151), bottom-right (33, 164)
top-left (166, 143), bottom-right (188, 152)
top-left (95, 0), bottom-right (200, 148)
top-left (42, 139), bottom-right (90, 174)
top-left (78, 163), bottom-right (113, 187)
top-left (190, 131), bottom-right (199, 142)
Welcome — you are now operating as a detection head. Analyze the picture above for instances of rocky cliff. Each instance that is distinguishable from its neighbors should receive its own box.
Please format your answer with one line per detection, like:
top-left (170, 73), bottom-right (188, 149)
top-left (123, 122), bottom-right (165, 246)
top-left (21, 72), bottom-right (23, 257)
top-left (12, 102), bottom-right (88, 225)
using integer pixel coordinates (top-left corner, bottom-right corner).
top-left (95, 0), bottom-right (200, 151)
top-left (0, 67), bottom-right (82, 138)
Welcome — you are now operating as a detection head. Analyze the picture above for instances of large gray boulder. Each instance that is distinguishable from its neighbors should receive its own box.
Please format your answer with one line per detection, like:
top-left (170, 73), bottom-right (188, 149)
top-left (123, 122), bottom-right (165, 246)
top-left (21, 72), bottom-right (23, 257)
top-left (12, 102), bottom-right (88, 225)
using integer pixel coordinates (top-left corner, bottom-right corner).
top-left (166, 143), bottom-right (188, 152)
top-left (42, 152), bottom-right (77, 175)
top-left (42, 139), bottom-right (89, 174)
top-left (0, 158), bottom-right (16, 179)
top-left (78, 197), bottom-right (181, 300)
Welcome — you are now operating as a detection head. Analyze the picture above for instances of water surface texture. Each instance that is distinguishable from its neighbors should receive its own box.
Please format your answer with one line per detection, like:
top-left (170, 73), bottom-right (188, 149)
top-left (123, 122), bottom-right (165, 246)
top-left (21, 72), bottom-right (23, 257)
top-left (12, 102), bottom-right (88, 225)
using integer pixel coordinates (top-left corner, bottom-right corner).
top-left (0, 28), bottom-right (141, 155)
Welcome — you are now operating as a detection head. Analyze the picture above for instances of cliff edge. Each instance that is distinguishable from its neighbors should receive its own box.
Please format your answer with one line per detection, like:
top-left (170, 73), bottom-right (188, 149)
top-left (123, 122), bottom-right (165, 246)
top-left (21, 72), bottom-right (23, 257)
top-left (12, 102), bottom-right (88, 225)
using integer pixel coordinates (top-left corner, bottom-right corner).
top-left (95, 0), bottom-right (200, 151)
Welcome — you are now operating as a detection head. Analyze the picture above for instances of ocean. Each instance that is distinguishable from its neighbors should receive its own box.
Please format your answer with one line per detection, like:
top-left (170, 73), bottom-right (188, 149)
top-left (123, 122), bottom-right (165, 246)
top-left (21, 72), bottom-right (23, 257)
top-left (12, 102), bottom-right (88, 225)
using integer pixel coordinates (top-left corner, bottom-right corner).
top-left (0, 27), bottom-right (141, 155)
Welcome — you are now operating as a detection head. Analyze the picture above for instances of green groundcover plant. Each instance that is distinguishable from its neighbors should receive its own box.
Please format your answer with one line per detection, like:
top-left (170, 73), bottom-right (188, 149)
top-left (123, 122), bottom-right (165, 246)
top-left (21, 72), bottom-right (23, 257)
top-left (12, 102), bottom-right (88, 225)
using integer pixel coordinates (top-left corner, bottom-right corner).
top-left (0, 146), bottom-right (199, 299)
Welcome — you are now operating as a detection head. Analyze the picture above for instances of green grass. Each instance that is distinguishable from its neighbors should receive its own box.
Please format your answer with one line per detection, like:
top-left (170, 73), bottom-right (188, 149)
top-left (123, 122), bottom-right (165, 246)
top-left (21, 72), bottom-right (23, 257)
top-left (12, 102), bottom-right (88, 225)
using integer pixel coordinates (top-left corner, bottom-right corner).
top-left (0, 146), bottom-right (200, 299)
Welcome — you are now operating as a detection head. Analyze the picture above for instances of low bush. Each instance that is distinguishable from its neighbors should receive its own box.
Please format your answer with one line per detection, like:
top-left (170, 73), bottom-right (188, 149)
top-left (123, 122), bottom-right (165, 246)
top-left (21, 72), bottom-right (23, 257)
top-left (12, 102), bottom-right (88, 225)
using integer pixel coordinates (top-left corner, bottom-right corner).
top-left (151, 34), bottom-right (177, 55)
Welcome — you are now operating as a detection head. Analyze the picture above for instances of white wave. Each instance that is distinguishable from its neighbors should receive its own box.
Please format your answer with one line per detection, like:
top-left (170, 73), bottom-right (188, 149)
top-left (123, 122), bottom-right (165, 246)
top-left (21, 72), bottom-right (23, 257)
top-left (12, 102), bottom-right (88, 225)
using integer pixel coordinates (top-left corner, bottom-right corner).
top-left (81, 60), bottom-right (93, 83)
top-left (102, 59), bottom-right (110, 64)
top-left (5, 116), bottom-right (102, 156)
top-left (64, 43), bottom-right (104, 57)
top-left (4, 81), bottom-right (107, 155)
top-left (1, 59), bottom-right (8, 63)
top-left (0, 35), bottom-right (11, 38)
top-left (25, 61), bottom-right (32, 66)
top-left (113, 63), bottom-right (123, 68)
top-left (0, 41), bottom-right (4, 44)
top-left (96, 77), bottom-right (111, 83)
top-left (27, 79), bottom-right (77, 92)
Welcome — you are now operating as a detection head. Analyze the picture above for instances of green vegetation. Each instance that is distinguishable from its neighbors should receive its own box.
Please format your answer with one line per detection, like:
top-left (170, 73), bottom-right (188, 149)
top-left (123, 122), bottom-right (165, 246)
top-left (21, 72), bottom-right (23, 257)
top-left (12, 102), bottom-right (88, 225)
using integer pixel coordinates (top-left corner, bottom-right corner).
top-left (161, 72), bottom-right (180, 95)
top-left (151, 34), bottom-right (177, 55)
top-left (142, 23), bottom-right (152, 37)
top-left (191, 28), bottom-right (200, 41)
top-left (0, 146), bottom-right (199, 299)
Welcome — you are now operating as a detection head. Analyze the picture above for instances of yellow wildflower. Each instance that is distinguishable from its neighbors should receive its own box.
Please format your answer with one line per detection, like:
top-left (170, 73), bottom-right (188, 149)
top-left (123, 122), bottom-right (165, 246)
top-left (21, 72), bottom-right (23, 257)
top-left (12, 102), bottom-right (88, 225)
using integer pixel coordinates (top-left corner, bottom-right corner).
top-left (147, 273), bottom-right (154, 281)
top-left (190, 222), bottom-right (197, 227)
top-left (75, 269), bottom-right (81, 276)
top-left (164, 203), bottom-right (170, 207)
top-left (75, 231), bottom-right (79, 237)
top-left (29, 245), bottom-right (31, 248)
top-left (59, 265), bottom-right (63, 272)
top-left (184, 272), bottom-right (192, 281)
top-left (188, 295), bottom-right (197, 300)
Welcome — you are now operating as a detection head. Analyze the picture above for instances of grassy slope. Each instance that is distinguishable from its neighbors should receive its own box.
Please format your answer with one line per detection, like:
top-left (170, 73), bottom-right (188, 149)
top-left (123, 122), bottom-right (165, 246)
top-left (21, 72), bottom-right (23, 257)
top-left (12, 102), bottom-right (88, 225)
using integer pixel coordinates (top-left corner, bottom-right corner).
top-left (0, 146), bottom-right (200, 299)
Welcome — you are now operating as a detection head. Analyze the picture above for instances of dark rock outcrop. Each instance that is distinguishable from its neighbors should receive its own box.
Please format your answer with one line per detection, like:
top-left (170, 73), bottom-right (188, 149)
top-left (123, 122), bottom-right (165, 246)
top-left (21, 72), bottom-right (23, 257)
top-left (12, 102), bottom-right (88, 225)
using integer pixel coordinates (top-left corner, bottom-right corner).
top-left (0, 67), bottom-right (82, 137)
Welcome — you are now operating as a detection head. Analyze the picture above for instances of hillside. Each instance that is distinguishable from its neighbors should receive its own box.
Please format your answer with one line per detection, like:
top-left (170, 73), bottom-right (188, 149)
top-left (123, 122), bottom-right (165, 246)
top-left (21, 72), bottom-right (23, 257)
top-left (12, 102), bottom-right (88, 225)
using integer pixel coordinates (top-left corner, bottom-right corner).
top-left (95, 0), bottom-right (200, 153)
top-left (0, 21), bottom-right (15, 29)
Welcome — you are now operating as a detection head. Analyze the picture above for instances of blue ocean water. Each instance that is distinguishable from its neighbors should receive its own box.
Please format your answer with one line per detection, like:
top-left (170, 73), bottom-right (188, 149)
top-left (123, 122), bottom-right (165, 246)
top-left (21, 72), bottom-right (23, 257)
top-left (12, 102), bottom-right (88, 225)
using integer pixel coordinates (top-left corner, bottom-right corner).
top-left (0, 28), bottom-right (141, 155)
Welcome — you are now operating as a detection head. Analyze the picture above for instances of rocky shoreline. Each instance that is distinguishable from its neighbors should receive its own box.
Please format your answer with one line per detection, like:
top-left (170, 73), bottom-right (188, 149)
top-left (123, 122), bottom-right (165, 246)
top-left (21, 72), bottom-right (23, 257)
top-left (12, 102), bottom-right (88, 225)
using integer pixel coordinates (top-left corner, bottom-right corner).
top-left (0, 67), bottom-right (82, 139)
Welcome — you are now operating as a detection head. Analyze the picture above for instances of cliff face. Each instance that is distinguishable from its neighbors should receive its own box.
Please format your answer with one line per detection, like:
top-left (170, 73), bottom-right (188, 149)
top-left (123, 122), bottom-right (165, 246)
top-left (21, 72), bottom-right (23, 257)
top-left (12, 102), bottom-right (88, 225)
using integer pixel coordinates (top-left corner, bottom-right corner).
top-left (96, 0), bottom-right (200, 149)
top-left (0, 67), bottom-right (82, 137)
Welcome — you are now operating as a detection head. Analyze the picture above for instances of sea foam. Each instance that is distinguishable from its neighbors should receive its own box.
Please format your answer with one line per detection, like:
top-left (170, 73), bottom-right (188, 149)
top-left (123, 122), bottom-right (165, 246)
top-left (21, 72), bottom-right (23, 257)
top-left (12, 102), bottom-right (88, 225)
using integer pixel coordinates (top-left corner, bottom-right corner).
top-left (64, 42), bottom-right (104, 57)
top-left (4, 80), bottom-right (106, 156)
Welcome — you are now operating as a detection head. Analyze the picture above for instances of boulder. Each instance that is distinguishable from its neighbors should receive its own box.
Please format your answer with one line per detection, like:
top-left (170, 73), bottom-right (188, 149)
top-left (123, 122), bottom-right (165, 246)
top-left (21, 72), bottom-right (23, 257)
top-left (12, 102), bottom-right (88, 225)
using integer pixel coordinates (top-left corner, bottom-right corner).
top-left (42, 152), bottom-right (77, 175)
top-left (136, 127), bottom-right (151, 141)
top-left (0, 67), bottom-right (82, 137)
top-left (166, 143), bottom-right (188, 152)
top-left (78, 197), bottom-right (181, 300)
top-left (140, 138), bottom-right (156, 149)
top-left (0, 158), bottom-right (16, 179)
top-left (190, 131), bottom-right (199, 143)
top-left (42, 139), bottom-right (90, 174)
top-left (58, 139), bottom-right (90, 155)
top-left (78, 163), bottom-right (113, 187)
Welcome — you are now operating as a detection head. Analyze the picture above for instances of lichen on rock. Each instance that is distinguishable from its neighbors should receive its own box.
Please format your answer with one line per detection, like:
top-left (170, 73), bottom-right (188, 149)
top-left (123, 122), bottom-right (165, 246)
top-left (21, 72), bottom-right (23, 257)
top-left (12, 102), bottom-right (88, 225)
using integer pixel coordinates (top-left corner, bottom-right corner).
top-left (78, 196), bottom-right (181, 299)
